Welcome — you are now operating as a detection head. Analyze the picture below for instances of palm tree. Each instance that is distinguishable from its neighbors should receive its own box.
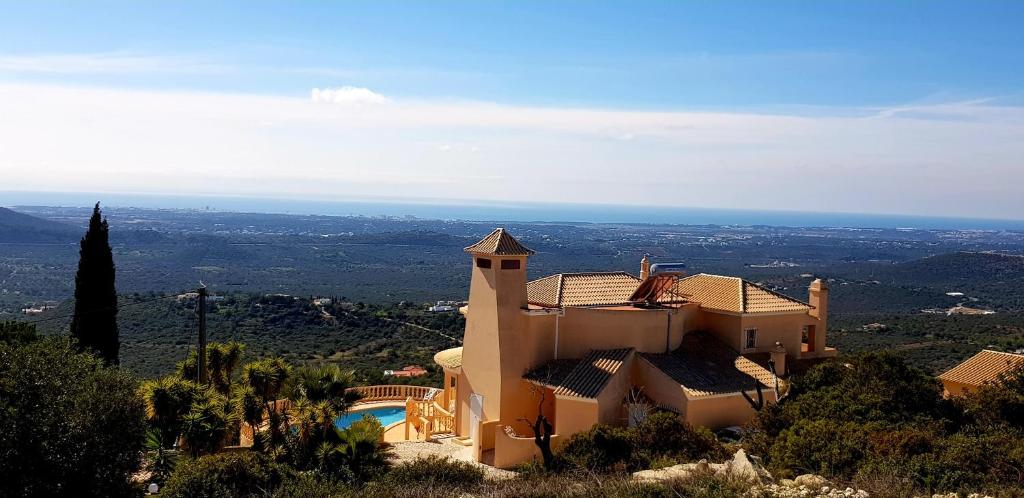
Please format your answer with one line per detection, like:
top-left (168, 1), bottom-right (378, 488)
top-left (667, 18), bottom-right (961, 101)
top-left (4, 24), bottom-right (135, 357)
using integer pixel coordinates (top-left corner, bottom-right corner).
top-left (207, 342), bottom-right (244, 395)
top-left (180, 391), bottom-right (234, 458)
top-left (178, 341), bottom-right (245, 395)
top-left (140, 376), bottom-right (201, 448)
top-left (242, 358), bottom-right (291, 451)
top-left (143, 429), bottom-right (179, 484)
top-left (285, 364), bottom-right (362, 413)
top-left (233, 383), bottom-right (266, 446)
top-left (243, 357), bottom-right (291, 405)
top-left (320, 415), bottom-right (392, 481)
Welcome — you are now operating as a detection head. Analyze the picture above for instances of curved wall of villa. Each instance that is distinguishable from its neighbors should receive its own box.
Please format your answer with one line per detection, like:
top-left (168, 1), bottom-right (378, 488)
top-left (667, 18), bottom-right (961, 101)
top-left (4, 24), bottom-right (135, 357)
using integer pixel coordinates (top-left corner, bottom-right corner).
top-left (493, 426), bottom-right (561, 469)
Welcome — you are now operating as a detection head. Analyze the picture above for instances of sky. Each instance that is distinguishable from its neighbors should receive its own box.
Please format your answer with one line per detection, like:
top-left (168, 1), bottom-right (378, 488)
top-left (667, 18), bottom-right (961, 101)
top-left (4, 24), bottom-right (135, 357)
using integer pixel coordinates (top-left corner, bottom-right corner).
top-left (1, 1), bottom-right (1023, 219)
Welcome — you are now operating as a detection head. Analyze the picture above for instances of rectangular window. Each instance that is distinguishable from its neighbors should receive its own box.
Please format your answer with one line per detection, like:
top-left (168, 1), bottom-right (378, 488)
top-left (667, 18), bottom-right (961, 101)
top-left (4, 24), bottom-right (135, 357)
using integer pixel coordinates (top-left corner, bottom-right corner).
top-left (500, 259), bottom-right (521, 270)
top-left (476, 258), bottom-right (492, 268)
top-left (745, 328), bottom-right (757, 349)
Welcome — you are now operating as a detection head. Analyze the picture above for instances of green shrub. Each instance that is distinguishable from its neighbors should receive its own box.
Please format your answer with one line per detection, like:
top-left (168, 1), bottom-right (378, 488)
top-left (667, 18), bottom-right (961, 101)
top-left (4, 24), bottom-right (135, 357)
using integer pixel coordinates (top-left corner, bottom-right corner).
top-left (273, 472), bottom-right (352, 498)
top-left (387, 455), bottom-right (485, 488)
top-left (768, 419), bottom-right (876, 478)
top-left (0, 321), bottom-right (37, 344)
top-left (0, 338), bottom-right (146, 498)
top-left (161, 451), bottom-right (292, 498)
top-left (316, 415), bottom-right (392, 482)
top-left (556, 411), bottom-right (727, 474)
top-left (631, 412), bottom-right (728, 463)
top-left (558, 424), bottom-right (634, 472)
top-left (747, 353), bottom-right (1024, 494)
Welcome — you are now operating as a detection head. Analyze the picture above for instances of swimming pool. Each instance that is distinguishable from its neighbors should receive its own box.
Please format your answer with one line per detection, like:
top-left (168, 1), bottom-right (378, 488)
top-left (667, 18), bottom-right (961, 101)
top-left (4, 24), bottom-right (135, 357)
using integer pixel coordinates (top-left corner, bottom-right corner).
top-left (335, 406), bottom-right (406, 429)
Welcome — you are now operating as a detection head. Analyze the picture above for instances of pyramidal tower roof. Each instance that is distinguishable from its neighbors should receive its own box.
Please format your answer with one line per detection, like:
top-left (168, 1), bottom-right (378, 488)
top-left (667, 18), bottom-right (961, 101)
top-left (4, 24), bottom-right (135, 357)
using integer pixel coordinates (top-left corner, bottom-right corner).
top-left (464, 228), bottom-right (535, 256)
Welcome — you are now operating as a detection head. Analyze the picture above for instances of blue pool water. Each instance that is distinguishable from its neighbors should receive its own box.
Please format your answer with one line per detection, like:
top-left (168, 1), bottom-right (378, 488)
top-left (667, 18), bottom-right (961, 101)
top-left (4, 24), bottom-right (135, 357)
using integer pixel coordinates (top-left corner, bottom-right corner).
top-left (335, 407), bottom-right (406, 429)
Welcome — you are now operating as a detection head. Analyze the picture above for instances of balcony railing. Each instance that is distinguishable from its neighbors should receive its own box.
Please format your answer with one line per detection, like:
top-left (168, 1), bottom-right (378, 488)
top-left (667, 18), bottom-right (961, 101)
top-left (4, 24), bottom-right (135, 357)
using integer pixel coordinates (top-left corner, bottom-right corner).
top-left (406, 398), bottom-right (456, 440)
top-left (346, 384), bottom-right (434, 402)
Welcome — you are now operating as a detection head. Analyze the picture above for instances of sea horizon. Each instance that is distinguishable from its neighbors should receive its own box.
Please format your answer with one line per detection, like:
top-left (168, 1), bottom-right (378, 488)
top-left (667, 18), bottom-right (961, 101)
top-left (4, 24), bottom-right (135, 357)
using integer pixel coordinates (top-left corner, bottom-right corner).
top-left (3, 190), bottom-right (1023, 231)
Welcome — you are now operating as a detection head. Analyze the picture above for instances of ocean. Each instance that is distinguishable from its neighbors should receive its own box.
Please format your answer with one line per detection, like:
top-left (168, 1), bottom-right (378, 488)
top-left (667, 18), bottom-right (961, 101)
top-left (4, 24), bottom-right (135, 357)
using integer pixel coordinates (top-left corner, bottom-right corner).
top-left (3, 190), bottom-right (1023, 231)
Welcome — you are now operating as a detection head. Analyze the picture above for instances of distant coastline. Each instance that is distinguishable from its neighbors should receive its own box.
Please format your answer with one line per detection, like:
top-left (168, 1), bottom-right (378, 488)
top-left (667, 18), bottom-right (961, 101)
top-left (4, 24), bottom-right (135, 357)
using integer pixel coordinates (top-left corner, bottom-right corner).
top-left (3, 190), bottom-right (1023, 231)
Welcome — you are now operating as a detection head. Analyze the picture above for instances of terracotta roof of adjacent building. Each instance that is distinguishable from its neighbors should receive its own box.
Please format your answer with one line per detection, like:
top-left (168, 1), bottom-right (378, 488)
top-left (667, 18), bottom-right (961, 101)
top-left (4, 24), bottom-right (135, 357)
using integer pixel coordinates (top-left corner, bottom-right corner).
top-left (433, 347), bottom-right (464, 370)
top-left (464, 228), bottom-right (535, 256)
top-left (640, 331), bottom-right (776, 398)
top-left (525, 348), bottom-right (633, 399)
top-left (527, 272), bottom-right (643, 307)
top-left (938, 349), bottom-right (1024, 387)
top-left (672, 273), bottom-right (811, 314)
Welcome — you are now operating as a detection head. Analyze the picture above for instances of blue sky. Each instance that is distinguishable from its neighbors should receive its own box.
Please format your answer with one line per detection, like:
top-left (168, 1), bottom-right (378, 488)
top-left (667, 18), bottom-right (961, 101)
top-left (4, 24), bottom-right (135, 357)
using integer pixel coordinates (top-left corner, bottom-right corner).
top-left (1, 1), bottom-right (1023, 218)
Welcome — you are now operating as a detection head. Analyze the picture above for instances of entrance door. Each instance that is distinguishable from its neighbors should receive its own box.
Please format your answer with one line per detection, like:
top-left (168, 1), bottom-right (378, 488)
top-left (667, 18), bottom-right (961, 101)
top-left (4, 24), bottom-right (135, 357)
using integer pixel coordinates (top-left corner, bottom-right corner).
top-left (469, 393), bottom-right (483, 441)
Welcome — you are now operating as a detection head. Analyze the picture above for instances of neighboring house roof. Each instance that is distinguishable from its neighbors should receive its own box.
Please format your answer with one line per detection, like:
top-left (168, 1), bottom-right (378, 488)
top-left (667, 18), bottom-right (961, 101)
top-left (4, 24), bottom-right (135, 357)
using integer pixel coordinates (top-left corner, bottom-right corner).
top-left (938, 349), bottom-right (1024, 387)
top-left (464, 228), bottom-right (535, 256)
top-left (433, 347), bottom-right (464, 370)
top-left (525, 348), bottom-right (633, 399)
top-left (672, 273), bottom-right (811, 314)
top-left (527, 272), bottom-right (642, 307)
top-left (640, 331), bottom-right (776, 398)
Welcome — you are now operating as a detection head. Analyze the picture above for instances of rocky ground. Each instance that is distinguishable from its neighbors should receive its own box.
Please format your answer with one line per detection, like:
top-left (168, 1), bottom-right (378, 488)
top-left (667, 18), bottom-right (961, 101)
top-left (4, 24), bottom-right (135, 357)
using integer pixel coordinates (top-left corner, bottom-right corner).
top-left (633, 449), bottom-right (995, 498)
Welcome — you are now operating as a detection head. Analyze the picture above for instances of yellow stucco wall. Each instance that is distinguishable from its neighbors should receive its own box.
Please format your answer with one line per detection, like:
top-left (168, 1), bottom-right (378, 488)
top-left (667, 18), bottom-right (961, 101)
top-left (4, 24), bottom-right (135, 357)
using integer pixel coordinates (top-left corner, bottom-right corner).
top-left (633, 356), bottom-right (687, 414)
top-left (595, 352), bottom-right (635, 424)
top-left (684, 390), bottom-right (777, 429)
top-left (493, 427), bottom-right (561, 469)
top-left (739, 313), bottom-right (816, 358)
top-left (555, 304), bottom-right (697, 358)
top-left (449, 247), bottom-right (830, 467)
top-left (941, 379), bottom-right (973, 397)
top-left (554, 396), bottom-right (599, 439)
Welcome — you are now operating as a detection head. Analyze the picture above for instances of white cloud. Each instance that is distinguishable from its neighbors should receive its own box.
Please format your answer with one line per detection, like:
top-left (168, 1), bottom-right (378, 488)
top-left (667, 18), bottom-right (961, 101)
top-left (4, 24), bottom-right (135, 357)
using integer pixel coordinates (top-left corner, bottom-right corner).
top-left (0, 52), bottom-right (226, 74)
top-left (311, 86), bottom-right (388, 105)
top-left (0, 82), bottom-right (1022, 219)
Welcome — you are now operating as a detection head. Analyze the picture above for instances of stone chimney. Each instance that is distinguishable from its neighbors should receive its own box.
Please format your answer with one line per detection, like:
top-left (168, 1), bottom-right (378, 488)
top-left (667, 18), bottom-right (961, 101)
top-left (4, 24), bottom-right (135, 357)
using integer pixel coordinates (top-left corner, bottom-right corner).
top-left (771, 342), bottom-right (787, 376)
top-left (808, 278), bottom-right (828, 322)
top-left (640, 254), bottom-right (651, 280)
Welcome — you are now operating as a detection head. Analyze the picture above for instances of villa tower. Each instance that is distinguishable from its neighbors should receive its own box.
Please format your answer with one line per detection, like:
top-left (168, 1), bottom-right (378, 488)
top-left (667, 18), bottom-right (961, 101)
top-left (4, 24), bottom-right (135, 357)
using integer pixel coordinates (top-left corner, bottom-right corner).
top-left (458, 229), bottom-right (534, 440)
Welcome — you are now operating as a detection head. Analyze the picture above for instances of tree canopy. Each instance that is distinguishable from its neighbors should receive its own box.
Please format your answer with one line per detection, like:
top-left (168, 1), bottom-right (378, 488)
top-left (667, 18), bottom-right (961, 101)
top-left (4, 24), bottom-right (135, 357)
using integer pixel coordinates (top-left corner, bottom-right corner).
top-left (70, 202), bottom-right (120, 364)
top-left (0, 338), bottom-right (146, 497)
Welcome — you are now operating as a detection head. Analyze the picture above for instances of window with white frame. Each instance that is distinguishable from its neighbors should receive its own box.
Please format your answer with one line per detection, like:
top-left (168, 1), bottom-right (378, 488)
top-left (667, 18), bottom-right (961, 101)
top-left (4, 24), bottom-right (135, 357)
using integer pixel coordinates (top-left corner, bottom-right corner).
top-left (744, 328), bottom-right (758, 349)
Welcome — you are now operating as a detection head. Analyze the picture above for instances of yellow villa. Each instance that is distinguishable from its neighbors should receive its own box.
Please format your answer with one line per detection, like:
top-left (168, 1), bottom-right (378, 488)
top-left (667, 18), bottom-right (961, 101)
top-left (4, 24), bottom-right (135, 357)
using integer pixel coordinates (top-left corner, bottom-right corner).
top-left (938, 349), bottom-right (1024, 397)
top-left (425, 228), bottom-right (837, 468)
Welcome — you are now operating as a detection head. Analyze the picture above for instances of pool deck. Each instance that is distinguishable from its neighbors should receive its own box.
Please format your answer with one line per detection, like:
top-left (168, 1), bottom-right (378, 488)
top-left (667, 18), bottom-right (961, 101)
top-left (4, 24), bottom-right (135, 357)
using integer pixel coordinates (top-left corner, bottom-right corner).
top-left (345, 400), bottom-right (517, 479)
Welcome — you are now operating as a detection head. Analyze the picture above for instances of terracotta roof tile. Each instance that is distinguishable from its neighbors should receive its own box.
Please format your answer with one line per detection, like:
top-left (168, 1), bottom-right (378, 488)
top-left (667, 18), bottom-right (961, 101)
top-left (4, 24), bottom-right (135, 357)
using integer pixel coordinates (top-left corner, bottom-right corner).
top-left (938, 350), bottom-right (1024, 387)
top-left (464, 228), bottom-right (534, 256)
top-left (433, 347), bottom-right (463, 370)
top-left (673, 274), bottom-right (810, 314)
top-left (526, 348), bottom-right (633, 399)
top-left (527, 272), bottom-right (642, 307)
top-left (640, 332), bottom-right (776, 398)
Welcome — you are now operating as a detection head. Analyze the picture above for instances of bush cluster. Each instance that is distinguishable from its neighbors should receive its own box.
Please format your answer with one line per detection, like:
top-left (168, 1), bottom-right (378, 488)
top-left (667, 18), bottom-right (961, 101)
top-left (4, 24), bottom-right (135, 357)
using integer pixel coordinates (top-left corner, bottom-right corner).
top-left (557, 411), bottom-right (727, 473)
top-left (746, 351), bottom-right (1024, 496)
top-left (0, 336), bottom-right (146, 498)
top-left (385, 454), bottom-right (485, 487)
top-left (161, 452), bottom-right (292, 498)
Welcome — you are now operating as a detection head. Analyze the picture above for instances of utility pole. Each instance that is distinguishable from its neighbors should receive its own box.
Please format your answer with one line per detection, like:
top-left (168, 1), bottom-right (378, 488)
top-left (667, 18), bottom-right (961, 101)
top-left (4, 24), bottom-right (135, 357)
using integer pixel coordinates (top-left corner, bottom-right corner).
top-left (197, 285), bottom-right (208, 385)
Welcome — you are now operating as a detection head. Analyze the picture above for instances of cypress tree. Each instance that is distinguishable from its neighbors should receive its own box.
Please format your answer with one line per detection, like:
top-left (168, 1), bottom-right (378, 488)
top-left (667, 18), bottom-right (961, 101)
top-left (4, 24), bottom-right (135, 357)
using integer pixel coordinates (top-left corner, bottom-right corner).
top-left (70, 202), bottom-right (120, 364)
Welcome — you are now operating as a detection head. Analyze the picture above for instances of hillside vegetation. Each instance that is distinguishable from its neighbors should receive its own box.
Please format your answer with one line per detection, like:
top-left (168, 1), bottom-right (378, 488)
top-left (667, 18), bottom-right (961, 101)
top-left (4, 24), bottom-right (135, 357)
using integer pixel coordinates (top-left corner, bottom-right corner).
top-left (32, 293), bottom-right (464, 381)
